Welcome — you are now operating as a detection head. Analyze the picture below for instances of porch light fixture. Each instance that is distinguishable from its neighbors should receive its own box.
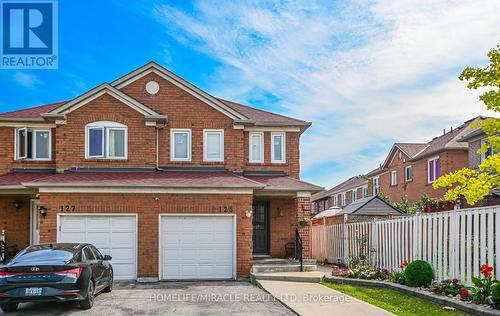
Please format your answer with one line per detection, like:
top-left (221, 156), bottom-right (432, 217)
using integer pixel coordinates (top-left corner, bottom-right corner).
top-left (14, 200), bottom-right (21, 212)
top-left (245, 210), bottom-right (253, 218)
top-left (278, 207), bottom-right (284, 217)
top-left (38, 206), bottom-right (48, 217)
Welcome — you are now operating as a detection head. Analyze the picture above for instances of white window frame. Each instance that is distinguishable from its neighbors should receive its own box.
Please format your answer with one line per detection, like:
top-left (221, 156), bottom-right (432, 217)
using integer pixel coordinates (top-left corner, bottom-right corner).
top-left (249, 132), bottom-right (264, 163)
top-left (271, 132), bottom-right (286, 163)
top-left (427, 156), bottom-right (440, 184)
top-left (14, 127), bottom-right (52, 161)
top-left (341, 192), bottom-right (346, 206)
top-left (351, 190), bottom-right (356, 202)
top-left (391, 170), bottom-right (397, 186)
top-left (480, 138), bottom-right (495, 163)
top-left (203, 129), bottom-right (224, 162)
top-left (333, 195), bottom-right (338, 207)
top-left (373, 176), bottom-right (380, 195)
top-left (85, 121), bottom-right (128, 160)
top-left (362, 185), bottom-right (368, 198)
top-left (405, 165), bottom-right (413, 182)
top-left (170, 128), bottom-right (192, 162)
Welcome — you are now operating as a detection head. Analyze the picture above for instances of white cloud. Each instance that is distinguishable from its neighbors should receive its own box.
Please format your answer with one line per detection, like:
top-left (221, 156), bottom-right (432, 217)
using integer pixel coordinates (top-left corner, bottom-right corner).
top-left (154, 0), bottom-right (499, 188)
top-left (13, 72), bottom-right (42, 88)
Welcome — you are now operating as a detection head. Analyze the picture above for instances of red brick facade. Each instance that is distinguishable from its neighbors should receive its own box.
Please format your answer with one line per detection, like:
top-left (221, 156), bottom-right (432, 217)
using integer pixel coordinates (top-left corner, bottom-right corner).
top-left (38, 192), bottom-right (254, 278)
top-left (371, 149), bottom-right (468, 204)
top-left (0, 196), bottom-right (31, 250)
top-left (0, 63), bottom-right (315, 279)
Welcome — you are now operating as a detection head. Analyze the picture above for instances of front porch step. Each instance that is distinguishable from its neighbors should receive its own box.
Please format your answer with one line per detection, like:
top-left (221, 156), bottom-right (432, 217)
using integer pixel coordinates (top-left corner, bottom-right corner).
top-left (251, 271), bottom-right (325, 283)
top-left (253, 258), bottom-right (317, 265)
top-left (252, 263), bottom-right (317, 273)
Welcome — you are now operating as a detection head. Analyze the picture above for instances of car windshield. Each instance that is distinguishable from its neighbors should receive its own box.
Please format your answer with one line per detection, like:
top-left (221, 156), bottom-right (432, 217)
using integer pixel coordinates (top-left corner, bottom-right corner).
top-left (11, 247), bottom-right (74, 264)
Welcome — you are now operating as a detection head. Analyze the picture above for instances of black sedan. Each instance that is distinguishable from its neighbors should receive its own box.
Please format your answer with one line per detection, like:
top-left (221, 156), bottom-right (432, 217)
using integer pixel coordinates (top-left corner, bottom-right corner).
top-left (0, 243), bottom-right (113, 312)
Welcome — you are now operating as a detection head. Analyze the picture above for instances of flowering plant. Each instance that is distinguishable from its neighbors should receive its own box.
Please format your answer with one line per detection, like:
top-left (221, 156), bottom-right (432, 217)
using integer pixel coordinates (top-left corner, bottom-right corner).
top-left (469, 263), bottom-right (497, 304)
top-left (399, 259), bottom-right (409, 270)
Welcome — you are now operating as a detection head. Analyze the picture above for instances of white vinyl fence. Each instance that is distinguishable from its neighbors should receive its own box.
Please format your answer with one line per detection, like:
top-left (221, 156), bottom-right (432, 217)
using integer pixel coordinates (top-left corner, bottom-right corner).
top-left (311, 206), bottom-right (500, 285)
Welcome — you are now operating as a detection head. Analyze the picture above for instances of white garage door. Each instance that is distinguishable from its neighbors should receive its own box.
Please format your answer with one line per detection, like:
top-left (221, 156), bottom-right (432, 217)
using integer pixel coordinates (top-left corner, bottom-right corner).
top-left (161, 215), bottom-right (235, 280)
top-left (58, 215), bottom-right (137, 280)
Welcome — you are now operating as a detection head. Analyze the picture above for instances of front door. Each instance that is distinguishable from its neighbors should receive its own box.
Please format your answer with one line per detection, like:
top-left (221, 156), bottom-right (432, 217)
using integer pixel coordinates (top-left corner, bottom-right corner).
top-left (252, 201), bottom-right (269, 255)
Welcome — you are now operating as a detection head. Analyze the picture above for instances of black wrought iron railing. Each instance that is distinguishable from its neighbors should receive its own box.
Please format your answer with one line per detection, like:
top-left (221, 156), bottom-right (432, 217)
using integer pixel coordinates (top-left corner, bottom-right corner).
top-left (295, 228), bottom-right (303, 272)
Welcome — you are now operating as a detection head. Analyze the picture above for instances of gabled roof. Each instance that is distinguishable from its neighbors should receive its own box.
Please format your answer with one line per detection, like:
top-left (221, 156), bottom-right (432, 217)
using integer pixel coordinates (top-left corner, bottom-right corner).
top-left (0, 101), bottom-right (67, 121)
top-left (111, 61), bottom-right (248, 121)
top-left (219, 99), bottom-right (311, 127)
top-left (245, 175), bottom-right (323, 192)
top-left (381, 143), bottom-right (428, 168)
top-left (339, 195), bottom-right (402, 215)
top-left (311, 176), bottom-right (367, 202)
top-left (0, 62), bottom-right (310, 128)
top-left (21, 170), bottom-right (263, 189)
top-left (43, 83), bottom-right (165, 121)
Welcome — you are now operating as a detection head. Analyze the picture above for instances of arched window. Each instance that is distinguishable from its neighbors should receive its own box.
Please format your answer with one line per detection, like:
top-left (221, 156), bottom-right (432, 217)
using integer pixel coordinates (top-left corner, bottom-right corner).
top-left (85, 121), bottom-right (127, 159)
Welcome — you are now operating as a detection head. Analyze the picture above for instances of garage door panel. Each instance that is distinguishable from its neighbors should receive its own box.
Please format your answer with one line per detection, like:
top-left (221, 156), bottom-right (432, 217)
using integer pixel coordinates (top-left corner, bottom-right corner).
top-left (111, 217), bottom-right (135, 230)
top-left (59, 215), bottom-right (137, 280)
top-left (161, 216), bottom-right (234, 280)
top-left (59, 232), bottom-right (86, 243)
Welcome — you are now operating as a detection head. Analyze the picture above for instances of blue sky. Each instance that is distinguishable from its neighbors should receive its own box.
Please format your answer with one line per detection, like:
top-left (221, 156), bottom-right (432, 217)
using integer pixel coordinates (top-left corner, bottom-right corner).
top-left (0, 0), bottom-right (498, 188)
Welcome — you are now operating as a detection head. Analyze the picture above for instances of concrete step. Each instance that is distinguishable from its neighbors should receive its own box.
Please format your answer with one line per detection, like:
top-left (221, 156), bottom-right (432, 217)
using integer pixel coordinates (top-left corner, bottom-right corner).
top-left (252, 264), bottom-right (317, 273)
top-left (253, 258), bottom-right (317, 265)
top-left (251, 271), bottom-right (325, 283)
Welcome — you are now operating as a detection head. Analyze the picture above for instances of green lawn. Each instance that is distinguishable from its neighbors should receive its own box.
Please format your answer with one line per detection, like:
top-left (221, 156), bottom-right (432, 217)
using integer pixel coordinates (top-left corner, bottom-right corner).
top-left (321, 281), bottom-right (470, 316)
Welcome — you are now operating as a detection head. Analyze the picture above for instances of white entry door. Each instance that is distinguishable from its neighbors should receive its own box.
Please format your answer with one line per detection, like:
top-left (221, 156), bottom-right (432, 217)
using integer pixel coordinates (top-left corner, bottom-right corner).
top-left (160, 215), bottom-right (235, 280)
top-left (58, 215), bottom-right (137, 280)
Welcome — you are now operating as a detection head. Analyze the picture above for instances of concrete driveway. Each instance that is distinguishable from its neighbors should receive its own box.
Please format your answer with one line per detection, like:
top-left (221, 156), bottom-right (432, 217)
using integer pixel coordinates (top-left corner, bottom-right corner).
top-left (0, 281), bottom-right (294, 315)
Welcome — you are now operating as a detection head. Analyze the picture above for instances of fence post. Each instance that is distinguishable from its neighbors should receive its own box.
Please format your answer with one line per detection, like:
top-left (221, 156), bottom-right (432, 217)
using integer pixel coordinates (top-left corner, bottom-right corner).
top-left (343, 222), bottom-right (349, 266)
top-left (371, 219), bottom-right (378, 267)
top-left (412, 213), bottom-right (419, 261)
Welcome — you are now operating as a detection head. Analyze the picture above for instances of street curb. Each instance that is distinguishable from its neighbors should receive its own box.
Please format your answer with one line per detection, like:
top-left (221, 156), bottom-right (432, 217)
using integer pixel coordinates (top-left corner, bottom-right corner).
top-left (324, 276), bottom-right (500, 316)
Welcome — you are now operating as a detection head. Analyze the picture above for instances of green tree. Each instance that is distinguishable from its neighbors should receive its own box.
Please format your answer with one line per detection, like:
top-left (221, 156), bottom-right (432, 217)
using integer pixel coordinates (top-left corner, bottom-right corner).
top-left (433, 46), bottom-right (500, 205)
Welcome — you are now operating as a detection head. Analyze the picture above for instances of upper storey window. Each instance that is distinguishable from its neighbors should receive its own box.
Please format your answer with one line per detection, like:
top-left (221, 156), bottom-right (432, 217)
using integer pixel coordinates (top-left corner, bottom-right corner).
top-left (271, 132), bottom-right (286, 163)
top-left (249, 132), bottom-right (264, 163)
top-left (15, 128), bottom-right (51, 160)
top-left (171, 129), bottom-right (191, 161)
top-left (428, 157), bottom-right (440, 183)
top-left (203, 129), bottom-right (224, 162)
top-left (85, 121), bottom-right (127, 159)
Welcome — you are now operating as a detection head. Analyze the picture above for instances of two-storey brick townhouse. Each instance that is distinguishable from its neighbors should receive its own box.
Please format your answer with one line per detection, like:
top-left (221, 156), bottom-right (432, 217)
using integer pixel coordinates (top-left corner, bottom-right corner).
top-left (311, 176), bottom-right (368, 214)
top-left (0, 62), bottom-right (322, 281)
top-left (366, 116), bottom-right (486, 205)
top-left (457, 125), bottom-right (500, 208)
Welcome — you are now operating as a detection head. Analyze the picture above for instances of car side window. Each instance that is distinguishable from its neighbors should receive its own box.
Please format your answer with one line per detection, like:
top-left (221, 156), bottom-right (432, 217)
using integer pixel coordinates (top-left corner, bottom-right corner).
top-left (90, 246), bottom-right (103, 260)
top-left (73, 251), bottom-right (82, 262)
top-left (83, 247), bottom-right (95, 261)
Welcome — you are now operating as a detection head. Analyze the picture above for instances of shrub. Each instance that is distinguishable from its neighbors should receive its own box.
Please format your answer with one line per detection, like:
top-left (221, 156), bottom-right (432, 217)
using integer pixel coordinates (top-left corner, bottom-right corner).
top-left (404, 260), bottom-right (434, 287)
top-left (492, 283), bottom-right (500, 308)
top-left (391, 271), bottom-right (406, 284)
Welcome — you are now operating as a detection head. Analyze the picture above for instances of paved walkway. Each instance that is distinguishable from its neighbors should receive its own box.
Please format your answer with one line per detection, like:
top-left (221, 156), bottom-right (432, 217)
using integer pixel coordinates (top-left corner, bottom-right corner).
top-left (258, 280), bottom-right (395, 316)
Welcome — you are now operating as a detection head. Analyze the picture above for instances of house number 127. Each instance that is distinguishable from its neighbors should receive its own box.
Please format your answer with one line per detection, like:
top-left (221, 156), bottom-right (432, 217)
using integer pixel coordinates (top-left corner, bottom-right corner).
top-left (59, 205), bottom-right (76, 212)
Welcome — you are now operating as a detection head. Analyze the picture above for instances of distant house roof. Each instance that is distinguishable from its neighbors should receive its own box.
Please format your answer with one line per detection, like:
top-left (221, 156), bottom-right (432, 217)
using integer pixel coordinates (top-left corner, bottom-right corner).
top-left (312, 207), bottom-right (343, 220)
top-left (312, 196), bottom-right (401, 218)
top-left (340, 196), bottom-right (401, 215)
top-left (244, 175), bottom-right (323, 192)
top-left (311, 176), bottom-right (368, 202)
top-left (369, 116), bottom-right (488, 177)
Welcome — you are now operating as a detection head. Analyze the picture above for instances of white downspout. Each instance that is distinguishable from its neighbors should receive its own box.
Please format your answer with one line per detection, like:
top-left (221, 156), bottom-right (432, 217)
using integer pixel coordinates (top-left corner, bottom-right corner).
top-left (156, 127), bottom-right (159, 170)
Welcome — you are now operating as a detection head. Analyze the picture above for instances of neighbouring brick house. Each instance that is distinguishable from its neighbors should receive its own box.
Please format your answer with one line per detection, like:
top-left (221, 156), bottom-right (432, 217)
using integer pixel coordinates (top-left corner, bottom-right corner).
top-left (311, 176), bottom-right (368, 214)
top-left (0, 62), bottom-right (322, 281)
top-left (366, 116), bottom-right (486, 205)
top-left (457, 126), bottom-right (500, 208)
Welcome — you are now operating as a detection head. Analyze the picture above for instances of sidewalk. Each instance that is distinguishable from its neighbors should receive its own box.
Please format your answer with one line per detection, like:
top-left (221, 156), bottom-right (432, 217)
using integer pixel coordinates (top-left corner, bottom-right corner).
top-left (257, 280), bottom-right (395, 316)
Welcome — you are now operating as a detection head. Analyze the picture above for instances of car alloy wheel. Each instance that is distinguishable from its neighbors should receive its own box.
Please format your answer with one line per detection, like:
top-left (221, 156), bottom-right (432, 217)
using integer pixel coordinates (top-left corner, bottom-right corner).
top-left (80, 280), bottom-right (95, 309)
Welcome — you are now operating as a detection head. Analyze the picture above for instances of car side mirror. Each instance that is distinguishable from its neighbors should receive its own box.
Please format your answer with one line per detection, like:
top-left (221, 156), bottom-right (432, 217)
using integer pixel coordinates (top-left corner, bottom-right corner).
top-left (103, 255), bottom-right (112, 261)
